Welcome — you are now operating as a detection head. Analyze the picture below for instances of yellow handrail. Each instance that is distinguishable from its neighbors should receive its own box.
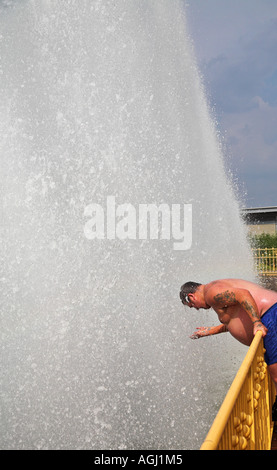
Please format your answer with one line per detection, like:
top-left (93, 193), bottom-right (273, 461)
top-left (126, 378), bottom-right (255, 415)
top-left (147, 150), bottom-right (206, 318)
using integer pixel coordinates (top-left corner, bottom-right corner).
top-left (200, 331), bottom-right (275, 450)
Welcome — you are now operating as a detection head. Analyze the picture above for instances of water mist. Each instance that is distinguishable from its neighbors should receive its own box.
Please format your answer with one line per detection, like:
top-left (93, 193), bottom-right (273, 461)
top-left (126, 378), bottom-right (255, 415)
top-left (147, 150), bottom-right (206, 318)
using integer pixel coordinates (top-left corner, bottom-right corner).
top-left (1, 0), bottom-right (254, 449)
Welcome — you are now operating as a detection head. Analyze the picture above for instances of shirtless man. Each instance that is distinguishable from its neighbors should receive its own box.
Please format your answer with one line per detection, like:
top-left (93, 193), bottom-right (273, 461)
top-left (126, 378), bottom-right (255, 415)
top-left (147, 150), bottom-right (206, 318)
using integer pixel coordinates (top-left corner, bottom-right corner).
top-left (179, 278), bottom-right (277, 420)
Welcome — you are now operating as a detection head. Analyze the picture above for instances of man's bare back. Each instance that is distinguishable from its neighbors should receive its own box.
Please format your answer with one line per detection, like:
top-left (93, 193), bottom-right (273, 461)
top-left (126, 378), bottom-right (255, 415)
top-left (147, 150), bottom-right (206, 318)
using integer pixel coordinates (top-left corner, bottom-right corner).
top-left (202, 279), bottom-right (277, 345)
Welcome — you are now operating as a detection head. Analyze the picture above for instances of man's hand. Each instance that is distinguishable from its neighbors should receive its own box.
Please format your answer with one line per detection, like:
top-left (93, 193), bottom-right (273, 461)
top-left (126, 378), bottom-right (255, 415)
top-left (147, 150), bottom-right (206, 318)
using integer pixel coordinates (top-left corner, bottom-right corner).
top-left (253, 321), bottom-right (268, 337)
top-left (190, 324), bottom-right (228, 340)
top-left (190, 327), bottom-right (213, 339)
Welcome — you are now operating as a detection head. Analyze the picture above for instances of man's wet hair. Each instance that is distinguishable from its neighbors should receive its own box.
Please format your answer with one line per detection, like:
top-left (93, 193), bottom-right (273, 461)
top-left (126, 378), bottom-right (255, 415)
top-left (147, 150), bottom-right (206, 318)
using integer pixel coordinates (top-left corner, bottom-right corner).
top-left (179, 281), bottom-right (202, 304)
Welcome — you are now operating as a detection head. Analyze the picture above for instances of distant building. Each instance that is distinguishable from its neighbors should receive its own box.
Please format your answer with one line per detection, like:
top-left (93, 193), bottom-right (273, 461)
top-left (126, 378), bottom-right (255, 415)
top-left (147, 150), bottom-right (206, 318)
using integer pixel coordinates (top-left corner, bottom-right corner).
top-left (242, 207), bottom-right (277, 235)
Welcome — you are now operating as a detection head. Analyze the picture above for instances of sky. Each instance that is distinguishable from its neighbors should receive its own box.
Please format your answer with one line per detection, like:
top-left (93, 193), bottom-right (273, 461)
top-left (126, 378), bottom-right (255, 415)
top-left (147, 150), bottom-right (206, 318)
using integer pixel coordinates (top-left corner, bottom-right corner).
top-left (186, 0), bottom-right (277, 208)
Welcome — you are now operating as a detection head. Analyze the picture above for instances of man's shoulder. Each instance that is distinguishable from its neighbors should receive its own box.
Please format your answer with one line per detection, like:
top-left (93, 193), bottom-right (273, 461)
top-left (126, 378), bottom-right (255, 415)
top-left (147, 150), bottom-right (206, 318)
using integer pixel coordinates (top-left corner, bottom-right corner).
top-left (204, 279), bottom-right (231, 293)
top-left (203, 280), bottom-right (236, 303)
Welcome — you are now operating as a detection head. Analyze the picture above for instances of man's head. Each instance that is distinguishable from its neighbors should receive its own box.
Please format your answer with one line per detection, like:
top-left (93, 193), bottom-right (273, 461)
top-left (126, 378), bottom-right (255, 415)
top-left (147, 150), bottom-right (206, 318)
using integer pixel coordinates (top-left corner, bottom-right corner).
top-left (180, 282), bottom-right (202, 306)
top-left (179, 282), bottom-right (211, 310)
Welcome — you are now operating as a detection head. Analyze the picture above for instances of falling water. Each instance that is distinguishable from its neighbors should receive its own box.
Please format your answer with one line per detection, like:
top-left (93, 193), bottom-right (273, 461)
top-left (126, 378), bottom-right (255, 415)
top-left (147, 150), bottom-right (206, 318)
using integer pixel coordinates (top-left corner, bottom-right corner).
top-left (1, 0), bottom-right (254, 449)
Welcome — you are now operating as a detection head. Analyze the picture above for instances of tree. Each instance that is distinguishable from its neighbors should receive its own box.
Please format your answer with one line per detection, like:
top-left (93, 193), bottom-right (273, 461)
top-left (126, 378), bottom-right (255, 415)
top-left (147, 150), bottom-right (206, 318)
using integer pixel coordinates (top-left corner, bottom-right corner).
top-left (249, 232), bottom-right (277, 249)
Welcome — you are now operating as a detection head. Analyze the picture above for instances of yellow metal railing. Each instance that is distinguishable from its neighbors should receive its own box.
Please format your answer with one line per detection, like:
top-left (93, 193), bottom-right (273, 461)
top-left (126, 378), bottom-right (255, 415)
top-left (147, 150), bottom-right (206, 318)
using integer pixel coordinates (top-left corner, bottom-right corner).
top-left (200, 331), bottom-right (275, 450)
top-left (253, 248), bottom-right (277, 276)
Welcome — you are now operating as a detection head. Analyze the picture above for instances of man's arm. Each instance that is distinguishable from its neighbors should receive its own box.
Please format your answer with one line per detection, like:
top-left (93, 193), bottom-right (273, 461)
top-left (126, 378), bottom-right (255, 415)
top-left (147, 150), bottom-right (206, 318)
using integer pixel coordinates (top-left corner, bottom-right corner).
top-left (206, 286), bottom-right (267, 337)
top-left (190, 324), bottom-right (228, 340)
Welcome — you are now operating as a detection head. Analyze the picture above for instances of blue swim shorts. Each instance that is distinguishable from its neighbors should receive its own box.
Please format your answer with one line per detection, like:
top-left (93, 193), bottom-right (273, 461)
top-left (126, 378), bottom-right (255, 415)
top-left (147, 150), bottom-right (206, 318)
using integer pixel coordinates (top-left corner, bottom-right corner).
top-left (261, 302), bottom-right (277, 365)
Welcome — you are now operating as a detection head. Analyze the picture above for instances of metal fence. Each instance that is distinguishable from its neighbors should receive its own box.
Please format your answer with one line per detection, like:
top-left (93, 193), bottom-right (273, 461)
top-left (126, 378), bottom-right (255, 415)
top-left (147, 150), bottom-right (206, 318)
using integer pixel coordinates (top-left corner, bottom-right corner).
top-left (253, 248), bottom-right (277, 276)
top-left (200, 332), bottom-right (275, 450)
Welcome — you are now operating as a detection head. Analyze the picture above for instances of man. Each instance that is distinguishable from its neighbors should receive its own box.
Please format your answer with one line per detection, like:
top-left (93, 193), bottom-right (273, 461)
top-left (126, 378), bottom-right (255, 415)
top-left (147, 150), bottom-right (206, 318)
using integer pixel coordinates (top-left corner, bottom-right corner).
top-left (179, 278), bottom-right (277, 420)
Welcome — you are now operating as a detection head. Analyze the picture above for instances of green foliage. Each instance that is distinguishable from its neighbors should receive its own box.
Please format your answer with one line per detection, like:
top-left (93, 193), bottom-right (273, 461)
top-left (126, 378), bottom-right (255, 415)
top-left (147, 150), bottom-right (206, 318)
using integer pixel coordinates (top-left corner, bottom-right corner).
top-left (249, 232), bottom-right (277, 249)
